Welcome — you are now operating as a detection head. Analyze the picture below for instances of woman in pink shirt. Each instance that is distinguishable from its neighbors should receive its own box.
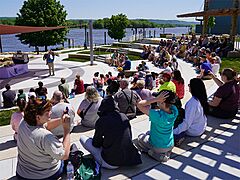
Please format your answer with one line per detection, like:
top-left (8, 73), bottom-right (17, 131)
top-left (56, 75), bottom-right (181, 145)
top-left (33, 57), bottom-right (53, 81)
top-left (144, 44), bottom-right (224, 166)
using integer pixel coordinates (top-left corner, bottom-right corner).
top-left (172, 70), bottom-right (185, 99)
top-left (11, 99), bottom-right (26, 141)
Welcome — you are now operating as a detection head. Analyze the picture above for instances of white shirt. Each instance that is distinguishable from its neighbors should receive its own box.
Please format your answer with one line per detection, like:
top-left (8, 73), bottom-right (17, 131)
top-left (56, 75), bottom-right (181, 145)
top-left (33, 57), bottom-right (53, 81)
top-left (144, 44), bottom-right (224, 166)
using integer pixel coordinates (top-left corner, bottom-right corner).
top-left (174, 97), bottom-right (207, 136)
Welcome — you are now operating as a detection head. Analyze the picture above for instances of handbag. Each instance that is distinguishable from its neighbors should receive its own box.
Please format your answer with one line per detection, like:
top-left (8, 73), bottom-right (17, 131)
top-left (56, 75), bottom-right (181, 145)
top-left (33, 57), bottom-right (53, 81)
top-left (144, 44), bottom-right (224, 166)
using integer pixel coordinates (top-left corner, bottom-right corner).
top-left (79, 102), bottom-right (94, 120)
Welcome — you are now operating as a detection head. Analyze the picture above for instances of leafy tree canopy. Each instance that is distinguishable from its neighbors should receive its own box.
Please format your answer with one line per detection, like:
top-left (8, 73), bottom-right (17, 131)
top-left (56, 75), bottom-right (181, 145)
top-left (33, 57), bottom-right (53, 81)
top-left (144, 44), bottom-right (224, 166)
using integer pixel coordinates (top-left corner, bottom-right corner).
top-left (106, 14), bottom-right (128, 41)
top-left (15, 0), bottom-right (68, 51)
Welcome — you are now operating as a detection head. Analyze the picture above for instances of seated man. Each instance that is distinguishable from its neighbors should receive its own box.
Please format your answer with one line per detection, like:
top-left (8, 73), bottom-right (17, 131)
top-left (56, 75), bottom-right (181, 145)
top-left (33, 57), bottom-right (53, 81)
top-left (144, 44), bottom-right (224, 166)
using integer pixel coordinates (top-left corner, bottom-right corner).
top-left (2, 84), bottom-right (16, 108)
top-left (114, 79), bottom-right (141, 119)
top-left (50, 90), bottom-right (75, 136)
top-left (58, 78), bottom-right (69, 98)
top-left (80, 86), bottom-right (142, 169)
top-left (35, 81), bottom-right (48, 100)
top-left (122, 56), bottom-right (131, 71)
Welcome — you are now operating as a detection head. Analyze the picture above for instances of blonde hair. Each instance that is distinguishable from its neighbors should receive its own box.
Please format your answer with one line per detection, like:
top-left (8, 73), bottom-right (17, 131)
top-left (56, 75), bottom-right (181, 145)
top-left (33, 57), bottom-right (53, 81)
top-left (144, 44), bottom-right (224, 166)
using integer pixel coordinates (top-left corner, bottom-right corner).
top-left (85, 86), bottom-right (99, 102)
top-left (136, 80), bottom-right (145, 89)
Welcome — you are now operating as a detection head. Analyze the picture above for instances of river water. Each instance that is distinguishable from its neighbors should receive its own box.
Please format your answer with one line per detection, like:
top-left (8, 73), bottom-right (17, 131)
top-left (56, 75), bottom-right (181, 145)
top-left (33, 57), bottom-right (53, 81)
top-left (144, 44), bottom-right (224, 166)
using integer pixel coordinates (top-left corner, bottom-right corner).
top-left (1, 27), bottom-right (189, 52)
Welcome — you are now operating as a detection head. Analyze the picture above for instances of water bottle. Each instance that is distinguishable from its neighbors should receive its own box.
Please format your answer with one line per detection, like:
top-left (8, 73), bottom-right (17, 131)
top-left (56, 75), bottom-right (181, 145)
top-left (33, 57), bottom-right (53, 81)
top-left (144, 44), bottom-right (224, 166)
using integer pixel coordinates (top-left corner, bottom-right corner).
top-left (66, 161), bottom-right (74, 180)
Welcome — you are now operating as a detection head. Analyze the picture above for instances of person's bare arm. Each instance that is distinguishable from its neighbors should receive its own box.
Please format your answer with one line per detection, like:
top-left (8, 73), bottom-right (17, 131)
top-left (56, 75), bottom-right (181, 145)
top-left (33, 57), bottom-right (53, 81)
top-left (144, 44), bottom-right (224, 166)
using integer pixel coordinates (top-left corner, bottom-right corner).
top-left (137, 91), bottom-right (168, 116)
top-left (60, 114), bottom-right (71, 160)
top-left (209, 96), bottom-right (222, 107)
top-left (44, 118), bottom-right (62, 131)
top-left (209, 71), bottom-right (224, 86)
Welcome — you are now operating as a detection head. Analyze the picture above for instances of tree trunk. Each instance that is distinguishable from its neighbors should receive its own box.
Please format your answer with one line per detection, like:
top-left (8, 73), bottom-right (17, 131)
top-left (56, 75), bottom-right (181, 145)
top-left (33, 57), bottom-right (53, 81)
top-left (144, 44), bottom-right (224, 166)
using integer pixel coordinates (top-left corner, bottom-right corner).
top-left (45, 45), bottom-right (48, 52)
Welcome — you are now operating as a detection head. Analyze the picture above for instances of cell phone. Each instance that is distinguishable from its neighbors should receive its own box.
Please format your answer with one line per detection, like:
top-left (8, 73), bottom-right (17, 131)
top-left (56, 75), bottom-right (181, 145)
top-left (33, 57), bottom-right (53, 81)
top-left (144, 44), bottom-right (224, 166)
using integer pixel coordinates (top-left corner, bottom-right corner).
top-left (64, 107), bottom-right (69, 114)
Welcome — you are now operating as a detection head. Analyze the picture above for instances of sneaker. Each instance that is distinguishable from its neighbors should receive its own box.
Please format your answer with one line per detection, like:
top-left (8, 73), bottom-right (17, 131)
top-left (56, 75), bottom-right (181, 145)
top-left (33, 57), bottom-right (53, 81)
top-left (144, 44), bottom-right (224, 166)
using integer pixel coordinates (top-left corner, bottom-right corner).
top-left (148, 150), bottom-right (170, 162)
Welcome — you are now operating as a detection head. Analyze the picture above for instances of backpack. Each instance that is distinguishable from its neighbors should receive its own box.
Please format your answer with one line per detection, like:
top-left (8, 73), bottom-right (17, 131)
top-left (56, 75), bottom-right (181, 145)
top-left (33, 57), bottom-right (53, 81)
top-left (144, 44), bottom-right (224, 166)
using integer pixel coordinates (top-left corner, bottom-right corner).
top-left (75, 156), bottom-right (101, 180)
top-left (121, 90), bottom-right (136, 119)
top-left (69, 150), bottom-right (101, 180)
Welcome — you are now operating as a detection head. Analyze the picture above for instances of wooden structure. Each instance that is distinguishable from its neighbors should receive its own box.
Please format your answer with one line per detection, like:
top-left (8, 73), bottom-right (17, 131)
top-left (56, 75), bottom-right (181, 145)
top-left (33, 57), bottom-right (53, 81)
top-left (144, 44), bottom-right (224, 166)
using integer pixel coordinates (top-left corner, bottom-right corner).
top-left (0, 24), bottom-right (65, 53)
top-left (177, 0), bottom-right (239, 41)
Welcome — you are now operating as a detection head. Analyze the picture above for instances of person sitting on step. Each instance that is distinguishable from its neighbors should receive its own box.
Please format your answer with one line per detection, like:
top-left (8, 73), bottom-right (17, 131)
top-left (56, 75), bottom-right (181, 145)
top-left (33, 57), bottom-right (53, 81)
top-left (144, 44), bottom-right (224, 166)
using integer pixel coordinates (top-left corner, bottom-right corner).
top-left (137, 90), bottom-right (178, 162)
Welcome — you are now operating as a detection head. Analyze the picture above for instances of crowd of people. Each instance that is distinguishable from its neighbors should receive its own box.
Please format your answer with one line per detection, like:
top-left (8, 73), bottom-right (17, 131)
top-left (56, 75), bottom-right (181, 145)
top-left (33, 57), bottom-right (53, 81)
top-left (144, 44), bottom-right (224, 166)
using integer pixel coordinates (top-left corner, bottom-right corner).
top-left (0, 34), bottom-right (239, 179)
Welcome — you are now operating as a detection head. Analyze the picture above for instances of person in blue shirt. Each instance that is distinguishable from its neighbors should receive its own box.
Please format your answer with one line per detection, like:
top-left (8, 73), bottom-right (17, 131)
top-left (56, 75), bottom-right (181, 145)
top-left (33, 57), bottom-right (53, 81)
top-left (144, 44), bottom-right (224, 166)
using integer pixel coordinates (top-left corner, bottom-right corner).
top-left (43, 50), bottom-right (55, 76)
top-left (137, 90), bottom-right (178, 162)
top-left (197, 54), bottom-right (212, 80)
top-left (122, 56), bottom-right (131, 71)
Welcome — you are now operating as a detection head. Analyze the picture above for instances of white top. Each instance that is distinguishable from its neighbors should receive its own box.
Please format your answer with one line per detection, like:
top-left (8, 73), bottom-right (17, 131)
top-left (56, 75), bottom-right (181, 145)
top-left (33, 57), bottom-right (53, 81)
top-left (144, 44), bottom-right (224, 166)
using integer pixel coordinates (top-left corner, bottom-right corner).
top-left (174, 97), bottom-right (207, 136)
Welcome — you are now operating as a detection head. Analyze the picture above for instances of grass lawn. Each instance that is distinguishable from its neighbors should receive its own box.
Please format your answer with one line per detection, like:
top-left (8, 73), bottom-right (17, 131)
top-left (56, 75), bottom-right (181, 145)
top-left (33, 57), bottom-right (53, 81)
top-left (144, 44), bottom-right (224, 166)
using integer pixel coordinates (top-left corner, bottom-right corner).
top-left (78, 51), bottom-right (112, 55)
top-left (0, 108), bottom-right (18, 126)
top-left (128, 54), bottom-right (142, 61)
top-left (61, 49), bottom-right (83, 54)
top-left (221, 57), bottom-right (240, 73)
top-left (62, 58), bottom-right (90, 62)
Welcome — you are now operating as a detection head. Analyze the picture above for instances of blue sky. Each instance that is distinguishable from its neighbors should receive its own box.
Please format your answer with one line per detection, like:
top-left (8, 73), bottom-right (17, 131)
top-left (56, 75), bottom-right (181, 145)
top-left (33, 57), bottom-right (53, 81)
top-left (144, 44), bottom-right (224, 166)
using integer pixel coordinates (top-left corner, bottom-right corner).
top-left (0, 0), bottom-right (204, 21)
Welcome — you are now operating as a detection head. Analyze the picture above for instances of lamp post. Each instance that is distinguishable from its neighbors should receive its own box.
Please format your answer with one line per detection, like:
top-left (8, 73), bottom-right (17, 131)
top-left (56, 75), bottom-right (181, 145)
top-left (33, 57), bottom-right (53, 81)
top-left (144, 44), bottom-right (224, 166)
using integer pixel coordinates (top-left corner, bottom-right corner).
top-left (84, 24), bottom-right (87, 49)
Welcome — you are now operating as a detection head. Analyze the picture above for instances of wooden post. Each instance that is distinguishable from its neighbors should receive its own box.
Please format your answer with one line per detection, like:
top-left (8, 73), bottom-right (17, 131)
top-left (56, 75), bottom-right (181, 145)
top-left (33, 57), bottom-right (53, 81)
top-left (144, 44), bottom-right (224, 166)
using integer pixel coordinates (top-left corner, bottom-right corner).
top-left (104, 32), bottom-right (107, 45)
top-left (89, 20), bottom-right (94, 66)
top-left (230, 0), bottom-right (239, 42)
top-left (0, 35), bottom-right (2, 53)
top-left (203, 0), bottom-right (209, 35)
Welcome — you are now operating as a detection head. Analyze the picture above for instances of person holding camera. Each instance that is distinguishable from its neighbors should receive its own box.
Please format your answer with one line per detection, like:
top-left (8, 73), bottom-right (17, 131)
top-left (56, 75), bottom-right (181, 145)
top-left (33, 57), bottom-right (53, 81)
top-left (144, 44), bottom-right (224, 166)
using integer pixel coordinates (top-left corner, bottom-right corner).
top-left (16, 99), bottom-right (71, 179)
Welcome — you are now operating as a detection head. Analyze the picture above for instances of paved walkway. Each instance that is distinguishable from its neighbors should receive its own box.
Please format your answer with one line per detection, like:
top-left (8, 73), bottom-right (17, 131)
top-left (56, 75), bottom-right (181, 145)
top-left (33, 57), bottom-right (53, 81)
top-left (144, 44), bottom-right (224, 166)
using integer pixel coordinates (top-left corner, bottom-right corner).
top-left (0, 47), bottom-right (239, 180)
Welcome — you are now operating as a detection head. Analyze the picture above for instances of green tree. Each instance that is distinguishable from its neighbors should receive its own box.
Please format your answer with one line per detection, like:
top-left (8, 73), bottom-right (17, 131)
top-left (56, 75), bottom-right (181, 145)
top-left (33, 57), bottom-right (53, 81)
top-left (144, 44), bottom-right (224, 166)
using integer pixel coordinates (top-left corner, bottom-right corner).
top-left (208, 16), bottom-right (216, 34)
top-left (106, 14), bottom-right (128, 41)
top-left (15, 0), bottom-right (68, 52)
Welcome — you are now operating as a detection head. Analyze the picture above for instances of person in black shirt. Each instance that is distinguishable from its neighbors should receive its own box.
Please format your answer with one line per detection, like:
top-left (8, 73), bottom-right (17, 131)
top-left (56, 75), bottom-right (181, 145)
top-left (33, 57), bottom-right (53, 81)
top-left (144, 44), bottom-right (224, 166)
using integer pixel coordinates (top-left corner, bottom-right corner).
top-left (80, 84), bottom-right (142, 169)
top-left (2, 84), bottom-right (16, 108)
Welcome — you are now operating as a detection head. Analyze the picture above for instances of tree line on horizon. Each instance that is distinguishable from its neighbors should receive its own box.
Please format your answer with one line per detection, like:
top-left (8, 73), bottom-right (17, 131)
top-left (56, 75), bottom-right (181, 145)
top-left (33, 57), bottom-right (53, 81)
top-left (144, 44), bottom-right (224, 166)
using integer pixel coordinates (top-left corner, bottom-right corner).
top-left (0, 0), bottom-right (195, 52)
top-left (0, 17), bottom-right (192, 29)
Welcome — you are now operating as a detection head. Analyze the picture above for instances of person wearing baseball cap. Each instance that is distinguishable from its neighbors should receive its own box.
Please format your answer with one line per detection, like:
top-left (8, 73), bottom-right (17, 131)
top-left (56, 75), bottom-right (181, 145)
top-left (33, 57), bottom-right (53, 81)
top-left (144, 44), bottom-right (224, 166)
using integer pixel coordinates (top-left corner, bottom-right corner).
top-left (156, 72), bottom-right (176, 93)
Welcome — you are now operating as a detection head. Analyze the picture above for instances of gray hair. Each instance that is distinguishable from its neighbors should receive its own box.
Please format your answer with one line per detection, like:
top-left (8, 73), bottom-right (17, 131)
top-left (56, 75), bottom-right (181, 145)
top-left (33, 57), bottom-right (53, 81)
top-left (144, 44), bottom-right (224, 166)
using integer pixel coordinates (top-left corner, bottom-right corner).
top-left (85, 86), bottom-right (99, 102)
top-left (53, 90), bottom-right (63, 102)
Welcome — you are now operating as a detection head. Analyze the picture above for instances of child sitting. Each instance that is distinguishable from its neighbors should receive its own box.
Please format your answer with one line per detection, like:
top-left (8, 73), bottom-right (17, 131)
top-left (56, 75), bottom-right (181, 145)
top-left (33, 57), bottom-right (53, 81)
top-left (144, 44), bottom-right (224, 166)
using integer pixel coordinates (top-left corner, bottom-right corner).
top-left (137, 90), bottom-right (178, 162)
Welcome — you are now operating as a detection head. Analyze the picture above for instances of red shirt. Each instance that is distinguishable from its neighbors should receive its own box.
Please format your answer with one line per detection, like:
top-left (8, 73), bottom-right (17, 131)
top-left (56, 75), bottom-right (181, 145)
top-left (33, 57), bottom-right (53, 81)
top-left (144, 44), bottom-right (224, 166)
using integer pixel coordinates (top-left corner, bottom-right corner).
top-left (74, 79), bottom-right (84, 94)
top-left (172, 79), bottom-right (185, 99)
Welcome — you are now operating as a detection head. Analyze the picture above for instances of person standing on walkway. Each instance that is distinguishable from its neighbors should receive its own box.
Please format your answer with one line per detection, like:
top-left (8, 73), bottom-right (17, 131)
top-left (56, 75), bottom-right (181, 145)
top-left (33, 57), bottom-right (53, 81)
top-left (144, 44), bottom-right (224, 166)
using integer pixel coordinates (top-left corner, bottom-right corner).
top-left (43, 50), bottom-right (55, 76)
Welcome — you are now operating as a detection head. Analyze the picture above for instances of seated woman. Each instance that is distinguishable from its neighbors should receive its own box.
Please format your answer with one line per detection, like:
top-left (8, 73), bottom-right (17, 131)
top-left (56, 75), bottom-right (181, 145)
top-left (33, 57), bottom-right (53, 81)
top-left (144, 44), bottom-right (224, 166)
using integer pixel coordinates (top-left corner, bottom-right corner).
top-left (10, 98), bottom-right (26, 141)
top-left (173, 78), bottom-right (208, 145)
top-left (208, 68), bottom-right (240, 118)
top-left (137, 90), bottom-right (178, 162)
top-left (74, 74), bottom-right (85, 94)
top-left (77, 86), bottom-right (102, 128)
top-left (16, 99), bottom-right (71, 179)
top-left (172, 70), bottom-right (185, 100)
top-left (80, 84), bottom-right (142, 169)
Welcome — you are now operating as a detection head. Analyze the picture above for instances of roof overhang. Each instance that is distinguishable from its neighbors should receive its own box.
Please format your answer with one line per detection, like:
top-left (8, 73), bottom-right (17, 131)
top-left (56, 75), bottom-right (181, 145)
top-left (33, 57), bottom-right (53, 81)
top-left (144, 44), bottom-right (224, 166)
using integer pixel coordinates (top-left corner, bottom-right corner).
top-left (0, 24), bottom-right (65, 35)
top-left (177, 8), bottom-right (240, 18)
